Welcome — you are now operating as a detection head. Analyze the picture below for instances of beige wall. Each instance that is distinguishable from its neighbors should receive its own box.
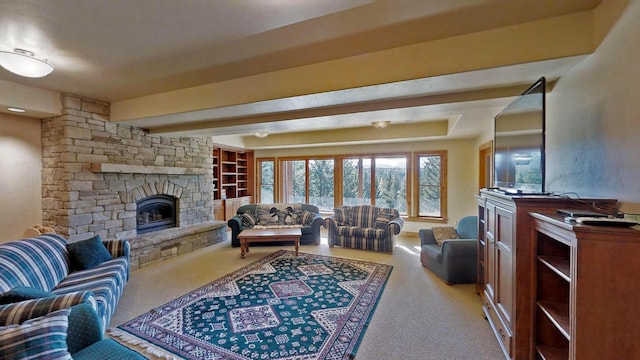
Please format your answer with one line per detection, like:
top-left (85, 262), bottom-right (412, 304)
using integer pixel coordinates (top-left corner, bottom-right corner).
top-left (546, 0), bottom-right (640, 213)
top-left (0, 114), bottom-right (42, 243)
top-left (255, 138), bottom-right (478, 232)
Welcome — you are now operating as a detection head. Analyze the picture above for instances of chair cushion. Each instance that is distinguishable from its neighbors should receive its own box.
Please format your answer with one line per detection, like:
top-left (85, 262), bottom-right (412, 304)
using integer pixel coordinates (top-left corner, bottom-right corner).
top-left (241, 212), bottom-right (257, 227)
top-left (432, 227), bottom-right (459, 246)
top-left (421, 244), bottom-right (443, 263)
top-left (334, 208), bottom-right (351, 225)
top-left (54, 258), bottom-right (128, 330)
top-left (301, 210), bottom-right (315, 225)
top-left (0, 287), bottom-right (56, 305)
top-left (72, 338), bottom-right (146, 360)
top-left (66, 235), bottom-right (112, 271)
top-left (0, 308), bottom-right (72, 360)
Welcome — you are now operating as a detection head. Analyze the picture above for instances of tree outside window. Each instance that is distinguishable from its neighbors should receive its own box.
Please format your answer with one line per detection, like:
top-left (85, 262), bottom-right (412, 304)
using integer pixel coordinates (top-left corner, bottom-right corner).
top-left (257, 159), bottom-right (274, 203)
top-left (374, 157), bottom-right (407, 214)
top-left (417, 152), bottom-right (446, 218)
top-left (279, 158), bottom-right (335, 211)
top-left (281, 160), bottom-right (306, 203)
top-left (342, 158), bottom-right (371, 205)
top-left (269, 151), bottom-right (445, 221)
top-left (308, 159), bottom-right (334, 211)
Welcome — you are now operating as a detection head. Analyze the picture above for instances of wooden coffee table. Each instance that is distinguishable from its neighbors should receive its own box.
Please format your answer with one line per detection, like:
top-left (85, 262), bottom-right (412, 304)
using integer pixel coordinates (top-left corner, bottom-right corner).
top-left (238, 227), bottom-right (302, 258)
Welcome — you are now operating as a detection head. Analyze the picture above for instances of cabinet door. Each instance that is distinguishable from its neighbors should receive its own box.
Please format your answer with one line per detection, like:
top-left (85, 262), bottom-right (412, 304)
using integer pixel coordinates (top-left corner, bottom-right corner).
top-left (213, 200), bottom-right (224, 220)
top-left (494, 206), bottom-right (514, 330)
top-left (224, 198), bottom-right (238, 220)
top-left (485, 203), bottom-right (497, 300)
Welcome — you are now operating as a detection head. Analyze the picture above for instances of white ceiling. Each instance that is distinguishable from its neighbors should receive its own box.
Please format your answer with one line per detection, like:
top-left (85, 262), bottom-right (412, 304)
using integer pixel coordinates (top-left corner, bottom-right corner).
top-left (0, 0), bottom-right (602, 148)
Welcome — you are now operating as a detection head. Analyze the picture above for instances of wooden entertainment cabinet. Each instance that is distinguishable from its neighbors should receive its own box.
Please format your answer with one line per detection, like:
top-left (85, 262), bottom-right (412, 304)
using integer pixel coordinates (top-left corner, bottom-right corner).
top-left (476, 190), bottom-right (640, 360)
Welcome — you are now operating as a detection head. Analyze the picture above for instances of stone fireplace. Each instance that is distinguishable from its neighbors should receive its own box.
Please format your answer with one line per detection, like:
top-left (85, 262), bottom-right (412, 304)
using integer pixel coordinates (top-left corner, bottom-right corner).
top-left (41, 94), bottom-right (227, 269)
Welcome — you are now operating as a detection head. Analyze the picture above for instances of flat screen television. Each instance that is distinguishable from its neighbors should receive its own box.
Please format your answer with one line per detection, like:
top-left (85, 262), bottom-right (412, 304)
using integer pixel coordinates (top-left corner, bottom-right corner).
top-left (493, 77), bottom-right (546, 195)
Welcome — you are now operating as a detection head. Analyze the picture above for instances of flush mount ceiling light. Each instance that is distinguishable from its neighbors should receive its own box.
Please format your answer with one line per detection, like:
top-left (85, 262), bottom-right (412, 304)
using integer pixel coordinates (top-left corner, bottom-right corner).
top-left (0, 48), bottom-right (55, 78)
top-left (254, 131), bottom-right (269, 138)
top-left (7, 107), bottom-right (26, 113)
top-left (372, 120), bottom-right (391, 128)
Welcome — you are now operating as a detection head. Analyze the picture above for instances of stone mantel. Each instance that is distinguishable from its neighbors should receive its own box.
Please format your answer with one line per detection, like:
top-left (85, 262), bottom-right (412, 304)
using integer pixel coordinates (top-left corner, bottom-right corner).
top-left (91, 162), bottom-right (210, 175)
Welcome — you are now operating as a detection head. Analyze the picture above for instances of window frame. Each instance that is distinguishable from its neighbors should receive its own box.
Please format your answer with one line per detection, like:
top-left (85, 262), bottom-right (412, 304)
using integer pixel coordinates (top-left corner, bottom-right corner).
top-left (411, 150), bottom-right (447, 223)
top-left (263, 151), bottom-right (446, 223)
top-left (256, 158), bottom-right (276, 203)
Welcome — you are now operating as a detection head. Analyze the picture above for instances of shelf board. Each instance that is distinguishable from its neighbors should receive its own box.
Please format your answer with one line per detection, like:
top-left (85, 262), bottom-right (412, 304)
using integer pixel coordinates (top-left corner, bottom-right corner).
top-left (538, 256), bottom-right (571, 282)
top-left (536, 345), bottom-right (568, 360)
top-left (538, 301), bottom-right (571, 340)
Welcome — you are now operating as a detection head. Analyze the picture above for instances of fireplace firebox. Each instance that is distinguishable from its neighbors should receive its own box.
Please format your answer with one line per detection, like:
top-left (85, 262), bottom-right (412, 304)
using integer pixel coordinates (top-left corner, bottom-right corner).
top-left (137, 195), bottom-right (177, 234)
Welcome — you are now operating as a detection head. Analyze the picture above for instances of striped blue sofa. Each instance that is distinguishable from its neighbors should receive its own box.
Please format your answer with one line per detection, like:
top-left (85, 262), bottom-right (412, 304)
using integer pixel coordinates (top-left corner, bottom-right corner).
top-left (324, 205), bottom-right (404, 253)
top-left (0, 233), bottom-right (130, 333)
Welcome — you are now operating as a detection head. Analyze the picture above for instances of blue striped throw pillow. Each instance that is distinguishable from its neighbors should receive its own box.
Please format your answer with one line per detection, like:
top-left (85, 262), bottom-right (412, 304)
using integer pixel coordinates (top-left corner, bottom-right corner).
top-left (0, 308), bottom-right (72, 359)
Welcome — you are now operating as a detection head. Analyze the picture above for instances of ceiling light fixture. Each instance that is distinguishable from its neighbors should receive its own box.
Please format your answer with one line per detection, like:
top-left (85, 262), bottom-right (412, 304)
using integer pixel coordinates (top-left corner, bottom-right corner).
top-left (372, 120), bottom-right (391, 128)
top-left (7, 107), bottom-right (26, 113)
top-left (0, 48), bottom-right (55, 78)
top-left (254, 131), bottom-right (269, 138)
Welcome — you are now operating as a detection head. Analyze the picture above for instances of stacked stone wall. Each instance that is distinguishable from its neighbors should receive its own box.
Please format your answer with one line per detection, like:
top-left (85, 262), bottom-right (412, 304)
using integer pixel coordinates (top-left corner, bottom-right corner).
top-left (41, 94), bottom-right (214, 242)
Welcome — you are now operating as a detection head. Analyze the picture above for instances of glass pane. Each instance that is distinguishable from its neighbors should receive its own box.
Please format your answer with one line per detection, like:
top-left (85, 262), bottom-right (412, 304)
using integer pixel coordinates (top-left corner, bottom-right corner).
top-left (282, 160), bottom-right (306, 203)
top-left (419, 155), bottom-right (441, 217)
top-left (259, 160), bottom-right (274, 203)
top-left (308, 159), bottom-right (334, 211)
top-left (342, 158), bottom-right (371, 205)
top-left (374, 157), bottom-right (407, 214)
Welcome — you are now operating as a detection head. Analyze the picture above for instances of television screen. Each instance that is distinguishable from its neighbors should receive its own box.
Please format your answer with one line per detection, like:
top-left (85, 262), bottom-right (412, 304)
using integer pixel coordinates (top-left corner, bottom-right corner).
top-left (493, 77), bottom-right (545, 194)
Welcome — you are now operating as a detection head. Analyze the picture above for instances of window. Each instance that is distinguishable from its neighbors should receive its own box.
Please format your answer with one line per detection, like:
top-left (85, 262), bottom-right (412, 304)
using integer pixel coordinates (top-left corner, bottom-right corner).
top-left (341, 156), bottom-right (407, 215)
top-left (281, 160), bottom-right (306, 203)
top-left (269, 151), bottom-right (445, 221)
top-left (257, 159), bottom-right (275, 203)
top-left (308, 159), bottom-right (334, 212)
top-left (279, 158), bottom-right (335, 211)
top-left (374, 157), bottom-right (407, 213)
top-left (415, 151), bottom-right (447, 219)
top-left (342, 158), bottom-right (371, 206)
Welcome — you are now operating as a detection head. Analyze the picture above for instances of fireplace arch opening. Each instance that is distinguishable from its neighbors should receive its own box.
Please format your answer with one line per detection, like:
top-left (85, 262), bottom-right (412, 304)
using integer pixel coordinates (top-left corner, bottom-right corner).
top-left (136, 194), bottom-right (177, 234)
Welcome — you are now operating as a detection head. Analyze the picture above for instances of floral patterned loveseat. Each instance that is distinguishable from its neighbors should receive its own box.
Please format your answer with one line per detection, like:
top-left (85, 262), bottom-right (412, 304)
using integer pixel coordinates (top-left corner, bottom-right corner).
top-left (227, 203), bottom-right (324, 247)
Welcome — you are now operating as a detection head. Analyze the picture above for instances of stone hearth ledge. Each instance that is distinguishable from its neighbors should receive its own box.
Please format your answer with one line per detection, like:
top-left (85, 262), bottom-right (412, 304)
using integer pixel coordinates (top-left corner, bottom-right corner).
top-left (91, 163), bottom-right (210, 175)
top-left (128, 221), bottom-right (227, 269)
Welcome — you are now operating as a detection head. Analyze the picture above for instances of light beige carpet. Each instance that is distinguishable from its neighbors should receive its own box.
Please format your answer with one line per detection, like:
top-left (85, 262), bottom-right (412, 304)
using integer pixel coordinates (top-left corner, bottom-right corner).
top-left (110, 234), bottom-right (504, 360)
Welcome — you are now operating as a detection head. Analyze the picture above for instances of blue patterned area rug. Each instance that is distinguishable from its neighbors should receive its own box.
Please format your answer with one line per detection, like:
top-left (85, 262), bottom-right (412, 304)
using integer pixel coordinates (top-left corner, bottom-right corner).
top-left (110, 250), bottom-right (392, 359)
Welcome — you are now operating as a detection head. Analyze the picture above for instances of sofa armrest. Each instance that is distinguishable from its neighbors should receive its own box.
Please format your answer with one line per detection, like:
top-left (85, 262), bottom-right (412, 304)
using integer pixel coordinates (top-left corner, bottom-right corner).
top-left (228, 216), bottom-right (243, 232)
top-left (102, 239), bottom-right (130, 259)
top-left (323, 216), bottom-right (338, 231)
top-left (0, 291), bottom-right (97, 326)
top-left (228, 216), bottom-right (245, 247)
top-left (102, 239), bottom-right (131, 281)
top-left (419, 229), bottom-right (438, 246)
top-left (441, 239), bottom-right (478, 258)
top-left (387, 218), bottom-right (404, 235)
top-left (310, 213), bottom-right (323, 229)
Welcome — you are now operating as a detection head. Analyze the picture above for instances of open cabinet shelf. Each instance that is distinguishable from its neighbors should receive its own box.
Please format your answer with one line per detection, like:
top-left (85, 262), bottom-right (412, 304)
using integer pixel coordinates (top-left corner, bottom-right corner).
top-left (531, 212), bottom-right (640, 360)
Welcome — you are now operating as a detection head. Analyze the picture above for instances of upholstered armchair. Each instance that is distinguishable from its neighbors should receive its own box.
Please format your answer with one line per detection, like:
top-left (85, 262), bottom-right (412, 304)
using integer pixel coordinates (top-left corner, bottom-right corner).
top-left (0, 293), bottom-right (144, 359)
top-left (419, 216), bottom-right (478, 284)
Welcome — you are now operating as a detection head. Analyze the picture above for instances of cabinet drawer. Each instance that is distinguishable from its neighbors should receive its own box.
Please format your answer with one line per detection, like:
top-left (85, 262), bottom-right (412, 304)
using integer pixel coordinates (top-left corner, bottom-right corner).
top-left (483, 297), bottom-right (512, 358)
